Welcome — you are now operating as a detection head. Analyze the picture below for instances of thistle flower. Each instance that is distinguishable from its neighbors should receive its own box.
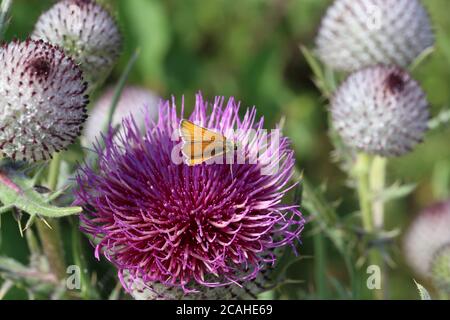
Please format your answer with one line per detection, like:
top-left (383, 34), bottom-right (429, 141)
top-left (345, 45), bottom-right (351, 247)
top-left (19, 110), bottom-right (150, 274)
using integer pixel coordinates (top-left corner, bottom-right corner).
top-left (0, 39), bottom-right (88, 162)
top-left (331, 65), bottom-right (429, 157)
top-left (84, 86), bottom-right (159, 146)
top-left (404, 200), bottom-right (450, 288)
top-left (316, 0), bottom-right (434, 72)
top-left (32, 0), bottom-right (122, 89)
top-left (75, 94), bottom-right (304, 294)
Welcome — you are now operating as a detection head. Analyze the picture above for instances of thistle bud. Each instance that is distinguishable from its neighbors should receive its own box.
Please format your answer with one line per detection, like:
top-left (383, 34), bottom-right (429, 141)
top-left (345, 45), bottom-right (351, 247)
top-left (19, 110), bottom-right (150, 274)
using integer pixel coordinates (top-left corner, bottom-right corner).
top-left (84, 86), bottom-right (159, 146)
top-left (0, 40), bottom-right (88, 162)
top-left (430, 245), bottom-right (450, 293)
top-left (404, 201), bottom-right (450, 286)
top-left (32, 0), bottom-right (122, 89)
top-left (331, 65), bottom-right (429, 157)
top-left (316, 0), bottom-right (434, 72)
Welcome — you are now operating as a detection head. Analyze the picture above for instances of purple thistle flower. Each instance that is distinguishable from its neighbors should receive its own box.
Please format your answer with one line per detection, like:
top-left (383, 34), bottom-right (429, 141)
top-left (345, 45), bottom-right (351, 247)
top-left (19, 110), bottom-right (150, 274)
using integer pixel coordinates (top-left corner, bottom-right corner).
top-left (75, 93), bottom-right (304, 294)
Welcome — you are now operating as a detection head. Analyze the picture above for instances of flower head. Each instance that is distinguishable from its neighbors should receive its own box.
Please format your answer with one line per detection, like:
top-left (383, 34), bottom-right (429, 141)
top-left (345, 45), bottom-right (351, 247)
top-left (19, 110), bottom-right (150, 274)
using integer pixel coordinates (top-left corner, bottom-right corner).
top-left (316, 0), bottom-right (434, 72)
top-left (331, 65), bottom-right (429, 157)
top-left (0, 39), bottom-right (88, 162)
top-left (84, 86), bottom-right (159, 147)
top-left (430, 244), bottom-right (450, 293)
top-left (75, 94), bottom-right (304, 293)
top-left (32, 0), bottom-right (122, 89)
top-left (404, 200), bottom-right (450, 286)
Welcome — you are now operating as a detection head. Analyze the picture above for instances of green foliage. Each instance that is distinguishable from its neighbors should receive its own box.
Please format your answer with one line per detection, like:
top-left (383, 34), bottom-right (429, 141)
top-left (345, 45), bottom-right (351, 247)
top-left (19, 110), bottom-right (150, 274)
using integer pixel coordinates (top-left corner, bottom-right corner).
top-left (414, 280), bottom-right (432, 300)
top-left (0, 163), bottom-right (82, 224)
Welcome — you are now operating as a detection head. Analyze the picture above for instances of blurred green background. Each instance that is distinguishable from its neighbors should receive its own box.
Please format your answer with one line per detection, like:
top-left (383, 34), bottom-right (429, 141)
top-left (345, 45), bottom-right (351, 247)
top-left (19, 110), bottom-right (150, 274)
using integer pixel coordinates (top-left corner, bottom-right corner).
top-left (1, 0), bottom-right (450, 299)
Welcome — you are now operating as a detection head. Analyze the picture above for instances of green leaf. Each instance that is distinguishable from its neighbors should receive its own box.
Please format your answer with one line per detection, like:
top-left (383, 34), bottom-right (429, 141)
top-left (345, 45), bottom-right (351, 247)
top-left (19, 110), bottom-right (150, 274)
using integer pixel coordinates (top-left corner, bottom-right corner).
top-left (300, 45), bottom-right (325, 84)
top-left (0, 166), bottom-right (82, 220)
top-left (0, 0), bottom-right (13, 40)
top-left (373, 182), bottom-right (416, 202)
top-left (0, 255), bottom-right (58, 297)
top-left (0, 204), bottom-right (13, 215)
top-left (328, 276), bottom-right (352, 299)
top-left (0, 256), bottom-right (27, 273)
top-left (300, 45), bottom-right (333, 98)
top-left (0, 279), bottom-right (13, 299)
top-left (428, 107), bottom-right (450, 131)
top-left (414, 280), bottom-right (432, 300)
top-left (301, 177), bottom-right (339, 233)
top-left (409, 46), bottom-right (435, 71)
top-left (329, 125), bottom-right (357, 175)
top-left (431, 160), bottom-right (450, 200)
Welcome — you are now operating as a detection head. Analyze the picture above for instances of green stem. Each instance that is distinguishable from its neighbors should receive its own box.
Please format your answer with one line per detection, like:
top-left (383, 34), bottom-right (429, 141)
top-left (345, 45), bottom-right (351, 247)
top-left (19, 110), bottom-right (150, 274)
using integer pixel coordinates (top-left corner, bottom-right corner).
top-left (370, 157), bottom-right (387, 229)
top-left (48, 153), bottom-right (61, 191)
top-left (313, 231), bottom-right (327, 299)
top-left (36, 153), bottom-right (66, 282)
top-left (344, 253), bottom-right (358, 299)
top-left (25, 228), bottom-right (41, 256)
top-left (36, 219), bottom-right (66, 280)
top-left (103, 49), bottom-right (140, 135)
top-left (370, 157), bottom-right (388, 299)
top-left (355, 153), bottom-right (384, 299)
top-left (355, 153), bottom-right (373, 232)
top-left (0, 280), bottom-right (13, 299)
top-left (71, 217), bottom-right (98, 299)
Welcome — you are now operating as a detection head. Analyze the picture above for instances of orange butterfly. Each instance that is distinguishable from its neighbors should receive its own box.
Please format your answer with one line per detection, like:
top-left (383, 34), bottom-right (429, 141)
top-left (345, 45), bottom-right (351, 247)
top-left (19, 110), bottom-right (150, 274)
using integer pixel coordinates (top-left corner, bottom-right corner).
top-left (179, 119), bottom-right (238, 166)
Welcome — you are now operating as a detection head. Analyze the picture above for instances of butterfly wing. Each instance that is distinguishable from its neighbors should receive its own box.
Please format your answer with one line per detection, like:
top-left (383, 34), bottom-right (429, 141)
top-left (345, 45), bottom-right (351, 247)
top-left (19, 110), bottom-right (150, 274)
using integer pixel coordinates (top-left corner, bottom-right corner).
top-left (179, 120), bottom-right (229, 165)
top-left (181, 141), bottom-right (226, 165)
top-left (179, 119), bottom-right (208, 142)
